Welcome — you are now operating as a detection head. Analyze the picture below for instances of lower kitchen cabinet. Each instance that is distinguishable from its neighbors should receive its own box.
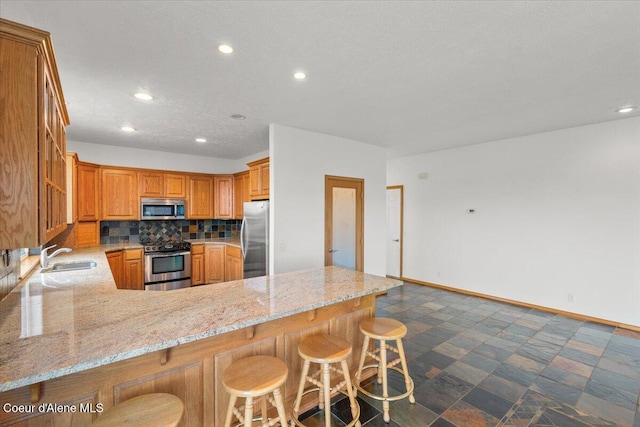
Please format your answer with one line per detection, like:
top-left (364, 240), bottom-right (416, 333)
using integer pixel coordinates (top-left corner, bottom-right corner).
top-left (224, 246), bottom-right (243, 282)
top-left (204, 245), bottom-right (225, 284)
top-left (107, 249), bottom-right (144, 290)
top-left (191, 244), bottom-right (205, 286)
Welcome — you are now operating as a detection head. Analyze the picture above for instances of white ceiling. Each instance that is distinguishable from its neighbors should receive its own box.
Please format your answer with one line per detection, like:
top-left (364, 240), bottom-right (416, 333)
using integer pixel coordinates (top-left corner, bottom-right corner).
top-left (2, 1), bottom-right (639, 159)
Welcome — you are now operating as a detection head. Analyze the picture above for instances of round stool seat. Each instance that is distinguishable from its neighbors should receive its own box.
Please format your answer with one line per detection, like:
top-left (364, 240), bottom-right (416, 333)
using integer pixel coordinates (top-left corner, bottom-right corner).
top-left (298, 334), bottom-right (352, 363)
top-left (359, 317), bottom-right (407, 340)
top-left (223, 355), bottom-right (288, 397)
top-left (92, 393), bottom-right (183, 427)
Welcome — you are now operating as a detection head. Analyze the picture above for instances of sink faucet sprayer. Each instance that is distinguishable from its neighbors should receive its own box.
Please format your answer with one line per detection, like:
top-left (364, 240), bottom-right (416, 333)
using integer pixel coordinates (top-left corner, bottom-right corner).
top-left (40, 244), bottom-right (72, 268)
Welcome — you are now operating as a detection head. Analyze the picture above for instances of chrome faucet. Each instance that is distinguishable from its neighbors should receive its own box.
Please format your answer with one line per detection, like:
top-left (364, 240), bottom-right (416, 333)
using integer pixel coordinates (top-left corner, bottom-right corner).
top-left (40, 244), bottom-right (72, 268)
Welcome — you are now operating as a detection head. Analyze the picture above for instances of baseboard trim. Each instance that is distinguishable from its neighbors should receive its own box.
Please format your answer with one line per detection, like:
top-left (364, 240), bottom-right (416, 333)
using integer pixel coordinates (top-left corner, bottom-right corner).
top-left (401, 276), bottom-right (640, 333)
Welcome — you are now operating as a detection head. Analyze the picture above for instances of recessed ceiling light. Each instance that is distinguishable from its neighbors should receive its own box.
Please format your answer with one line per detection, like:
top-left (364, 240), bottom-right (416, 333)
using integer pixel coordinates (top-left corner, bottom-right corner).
top-left (615, 105), bottom-right (637, 113)
top-left (134, 92), bottom-right (153, 101)
top-left (293, 71), bottom-right (306, 80)
top-left (230, 114), bottom-right (246, 120)
top-left (121, 126), bottom-right (136, 132)
top-left (195, 138), bottom-right (207, 143)
top-left (218, 44), bottom-right (234, 54)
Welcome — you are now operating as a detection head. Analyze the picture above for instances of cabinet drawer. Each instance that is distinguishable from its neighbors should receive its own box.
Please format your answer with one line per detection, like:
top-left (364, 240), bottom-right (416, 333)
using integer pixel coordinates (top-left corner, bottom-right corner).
top-left (191, 244), bottom-right (204, 255)
top-left (226, 246), bottom-right (241, 258)
top-left (124, 248), bottom-right (143, 260)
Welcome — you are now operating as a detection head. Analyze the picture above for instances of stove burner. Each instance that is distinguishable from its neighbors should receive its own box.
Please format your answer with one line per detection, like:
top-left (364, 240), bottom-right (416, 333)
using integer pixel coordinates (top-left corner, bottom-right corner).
top-left (144, 241), bottom-right (191, 253)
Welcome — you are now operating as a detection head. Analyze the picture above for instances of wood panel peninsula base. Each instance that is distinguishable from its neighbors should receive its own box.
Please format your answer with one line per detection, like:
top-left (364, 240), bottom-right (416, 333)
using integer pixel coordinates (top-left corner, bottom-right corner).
top-left (0, 265), bottom-right (401, 426)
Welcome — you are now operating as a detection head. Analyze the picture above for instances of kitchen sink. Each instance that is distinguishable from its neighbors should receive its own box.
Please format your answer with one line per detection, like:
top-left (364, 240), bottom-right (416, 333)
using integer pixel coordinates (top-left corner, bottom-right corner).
top-left (41, 260), bottom-right (97, 273)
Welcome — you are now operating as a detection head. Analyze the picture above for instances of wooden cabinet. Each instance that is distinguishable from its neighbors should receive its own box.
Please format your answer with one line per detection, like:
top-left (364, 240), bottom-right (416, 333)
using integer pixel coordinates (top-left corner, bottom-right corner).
top-left (66, 152), bottom-right (78, 224)
top-left (224, 246), bottom-right (243, 282)
top-left (76, 221), bottom-right (99, 248)
top-left (77, 161), bottom-right (100, 221)
top-left (108, 249), bottom-right (144, 290)
top-left (106, 250), bottom-right (124, 287)
top-left (165, 173), bottom-right (187, 198)
top-left (233, 171), bottom-right (250, 220)
top-left (214, 175), bottom-right (234, 219)
top-left (187, 175), bottom-right (214, 219)
top-left (101, 168), bottom-right (138, 220)
top-left (204, 245), bottom-right (225, 284)
top-left (0, 18), bottom-right (70, 248)
top-left (248, 158), bottom-right (269, 200)
top-left (139, 171), bottom-right (187, 199)
top-left (123, 249), bottom-right (144, 290)
top-left (191, 244), bottom-right (205, 286)
top-left (138, 172), bottom-right (164, 198)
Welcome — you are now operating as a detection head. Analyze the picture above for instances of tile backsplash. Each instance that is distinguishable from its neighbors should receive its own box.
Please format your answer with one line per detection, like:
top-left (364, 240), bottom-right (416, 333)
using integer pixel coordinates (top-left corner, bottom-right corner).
top-left (100, 220), bottom-right (241, 244)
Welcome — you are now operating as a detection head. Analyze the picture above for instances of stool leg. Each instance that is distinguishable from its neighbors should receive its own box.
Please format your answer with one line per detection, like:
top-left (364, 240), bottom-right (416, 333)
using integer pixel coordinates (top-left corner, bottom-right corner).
top-left (244, 396), bottom-right (253, 427)
top-left (293, 359), bottom-right (310, 421)
top-left (340, 360), bottom-right (361, 427)
top-left (272, 387), bottom-right (287, 427)
top-left (396, 338), bottom-right (415, 404)
top-left (322, 363), bottom-right (332, 427)
top-left (261, 395), bottom-right (268, 425)
top-left (354, 335), bottom-right (369, 394)
top-left (224, 394), bottom-right (238, 427)
top-left (380, 339), bottom-right (390, 423)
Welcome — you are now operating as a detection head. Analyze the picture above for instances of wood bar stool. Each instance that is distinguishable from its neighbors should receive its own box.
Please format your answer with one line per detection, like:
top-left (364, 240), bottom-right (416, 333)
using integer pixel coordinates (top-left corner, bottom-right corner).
top-left (353, 318), bottom-right (415, 423)
top-left (291, 334), bottom-right (360, 427)
top-left (91, 393), bottom-right (183, 427)
top-left (223, 355), bottom-right (288, 427)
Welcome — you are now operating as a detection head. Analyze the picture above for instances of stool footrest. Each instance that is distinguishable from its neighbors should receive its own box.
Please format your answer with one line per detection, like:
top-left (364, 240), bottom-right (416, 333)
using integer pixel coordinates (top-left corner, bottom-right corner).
top-left (290, 388), bottom-right (361, 427)
top-left (353, 364), bottom-right (415, 402)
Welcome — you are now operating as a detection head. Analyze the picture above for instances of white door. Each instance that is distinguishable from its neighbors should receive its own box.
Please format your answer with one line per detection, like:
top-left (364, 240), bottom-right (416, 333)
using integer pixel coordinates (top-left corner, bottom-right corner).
top-left (386, 187), bottom-right (402, 278)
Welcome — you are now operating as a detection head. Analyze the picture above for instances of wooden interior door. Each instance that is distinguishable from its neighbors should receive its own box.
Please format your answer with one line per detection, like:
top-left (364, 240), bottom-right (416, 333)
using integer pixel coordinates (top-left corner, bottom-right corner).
top-left (386, 185), bottom-right (403, 278)
top-left (325, 176), bottom-right (364, 271)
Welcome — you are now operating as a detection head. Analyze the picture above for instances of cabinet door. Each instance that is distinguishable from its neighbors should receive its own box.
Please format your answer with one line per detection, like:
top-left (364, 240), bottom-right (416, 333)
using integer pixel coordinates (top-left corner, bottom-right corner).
top-left (165, 173), bottom-right (187, 198)
top-left (139, 172), bottom-right (164, 197)
top-left (248, 158), bottom-right (269, 201)
top-left (107, 250), bottom-right (124, 288)
top-left (204, 245), bottom-right (225, 284)
top-left (214, 176), bottom-right (234, 219)
top-left (187, 175), bottom-right (213, 219)
top-left (123, 249), bottom-right (144, 290)
top-left (101, 168), bottom-right (138, 220)
top-left (259, 163), bottom-right (270, 198)
top-left (76, 221), bottom-right (99, 248)
top-left (224, 246), bottom-right (243, 282)
top-left (191, 245), bottom-right (205, 286)
top-left (233, 172), bottom-right (249, 220)
top-left (77, 163), bottom-right (100, 221)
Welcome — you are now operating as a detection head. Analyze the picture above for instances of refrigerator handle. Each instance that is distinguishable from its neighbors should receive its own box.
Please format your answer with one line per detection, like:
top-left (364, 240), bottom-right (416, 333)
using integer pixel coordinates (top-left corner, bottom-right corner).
top-left (240, 217), bottom-right (247, 260)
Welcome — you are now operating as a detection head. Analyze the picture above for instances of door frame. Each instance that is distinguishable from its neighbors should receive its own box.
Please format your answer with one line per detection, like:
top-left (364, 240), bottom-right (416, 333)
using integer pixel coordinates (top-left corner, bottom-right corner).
top-left (325, 175), bottom-right (364, 271)
top-left (386, 185), bottom-right (404, 279)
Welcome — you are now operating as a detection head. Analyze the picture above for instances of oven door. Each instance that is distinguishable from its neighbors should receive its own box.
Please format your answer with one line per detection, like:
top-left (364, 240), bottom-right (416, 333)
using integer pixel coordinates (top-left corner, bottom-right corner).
top-left (144, 251), bottom-right (191, 286)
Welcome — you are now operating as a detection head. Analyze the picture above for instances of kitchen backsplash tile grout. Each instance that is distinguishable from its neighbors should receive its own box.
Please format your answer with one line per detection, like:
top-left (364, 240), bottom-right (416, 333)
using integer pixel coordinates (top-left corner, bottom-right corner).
top-left (100, 220), bottom-right (241, 244)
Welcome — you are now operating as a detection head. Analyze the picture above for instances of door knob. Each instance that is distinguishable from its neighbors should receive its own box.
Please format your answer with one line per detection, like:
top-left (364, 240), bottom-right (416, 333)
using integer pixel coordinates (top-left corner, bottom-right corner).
top-left (392, 239), bottom-right (399, 242)
top-left (328, 249), bottom-right (339, 253)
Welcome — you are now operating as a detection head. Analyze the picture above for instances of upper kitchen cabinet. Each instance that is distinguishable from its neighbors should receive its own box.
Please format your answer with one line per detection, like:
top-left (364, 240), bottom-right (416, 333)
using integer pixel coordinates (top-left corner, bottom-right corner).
top-left (77, 161), bottom-right (100, 221)
top-left (233, 171), bottom-right (250, 219)
top-left (214, 175), bottom-right (234, 219)
top-left (0, 19), bottom-right (70, 248)
top-left (139, 171), bottom-right (186, 199)
top-left (187, 174), bottom-right (213, 219)
top-left (101, 167), bottom-right (138, 220)
top-left (248, 158), bottom-right (269, 200)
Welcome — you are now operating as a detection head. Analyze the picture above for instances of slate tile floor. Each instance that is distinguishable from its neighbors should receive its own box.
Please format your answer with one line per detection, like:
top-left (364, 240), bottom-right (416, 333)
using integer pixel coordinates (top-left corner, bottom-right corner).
top-left (301, 282), bottom-right (640, 426)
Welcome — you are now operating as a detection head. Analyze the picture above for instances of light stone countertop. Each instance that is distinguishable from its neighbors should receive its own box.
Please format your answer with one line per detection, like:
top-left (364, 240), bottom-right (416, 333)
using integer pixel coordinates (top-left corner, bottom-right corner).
top-left (0, 246), bottom-right (401, 392)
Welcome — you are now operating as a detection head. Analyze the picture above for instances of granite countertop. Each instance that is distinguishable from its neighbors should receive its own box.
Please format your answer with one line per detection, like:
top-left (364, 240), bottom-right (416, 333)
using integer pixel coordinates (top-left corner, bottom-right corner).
top-left (0, 246), bottom-right (401, 392)
top-left (186, 237), bottom-right (240, 247)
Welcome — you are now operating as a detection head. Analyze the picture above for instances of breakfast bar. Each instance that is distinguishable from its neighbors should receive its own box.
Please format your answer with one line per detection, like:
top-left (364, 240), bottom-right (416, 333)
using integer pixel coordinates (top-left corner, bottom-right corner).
top-left (0, 248), bottom-right (401, 426)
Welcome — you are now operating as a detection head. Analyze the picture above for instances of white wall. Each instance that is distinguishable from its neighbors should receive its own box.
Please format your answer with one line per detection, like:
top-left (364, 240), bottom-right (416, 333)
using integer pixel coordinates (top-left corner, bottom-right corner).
top-left (270, 124), bottom-right (387, 276)
top-left (68, 140), bottom-right (268, 173)
top-left (388, 117), bottom-right (640, 326)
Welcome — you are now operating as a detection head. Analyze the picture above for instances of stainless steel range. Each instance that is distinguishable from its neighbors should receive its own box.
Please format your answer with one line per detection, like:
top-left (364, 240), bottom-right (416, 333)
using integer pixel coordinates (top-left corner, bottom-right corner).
top-left (144, 241), bottom-right (191, 291)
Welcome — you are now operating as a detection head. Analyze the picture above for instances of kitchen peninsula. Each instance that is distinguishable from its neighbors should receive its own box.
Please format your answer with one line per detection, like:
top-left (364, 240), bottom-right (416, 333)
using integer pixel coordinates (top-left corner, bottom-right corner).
top-left (0, 247), bottom-right (401, 426)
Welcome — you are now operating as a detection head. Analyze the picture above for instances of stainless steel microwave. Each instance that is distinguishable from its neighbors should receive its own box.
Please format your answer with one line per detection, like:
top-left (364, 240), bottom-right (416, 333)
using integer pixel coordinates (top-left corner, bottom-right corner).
top-left (141, 198), bottom-right (186, 220)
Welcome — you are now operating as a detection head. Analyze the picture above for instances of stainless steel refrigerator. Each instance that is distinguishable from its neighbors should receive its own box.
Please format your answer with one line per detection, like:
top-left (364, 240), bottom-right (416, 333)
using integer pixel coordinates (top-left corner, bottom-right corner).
top-left (241, 201), bottom-right (269, 278)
